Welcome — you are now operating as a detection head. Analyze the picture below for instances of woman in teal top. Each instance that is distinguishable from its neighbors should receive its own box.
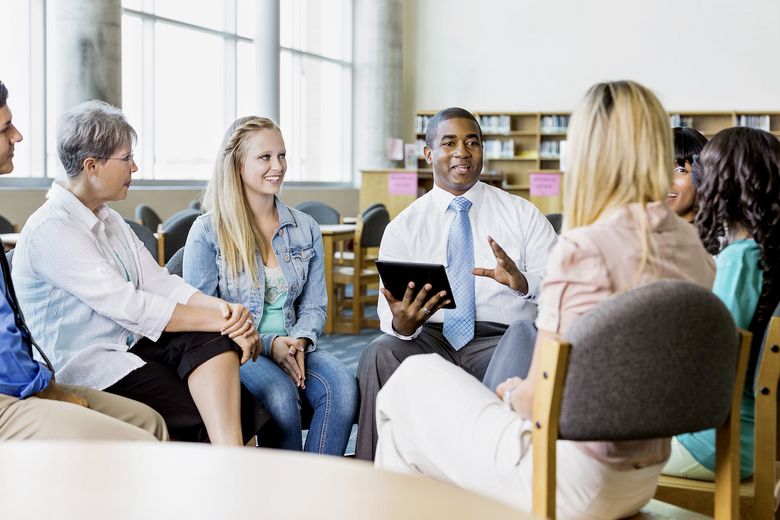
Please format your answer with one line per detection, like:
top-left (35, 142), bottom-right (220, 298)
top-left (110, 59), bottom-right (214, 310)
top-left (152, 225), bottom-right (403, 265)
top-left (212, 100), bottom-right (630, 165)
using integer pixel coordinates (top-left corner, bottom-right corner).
top-left (662, 126), bottom-right (780, 480)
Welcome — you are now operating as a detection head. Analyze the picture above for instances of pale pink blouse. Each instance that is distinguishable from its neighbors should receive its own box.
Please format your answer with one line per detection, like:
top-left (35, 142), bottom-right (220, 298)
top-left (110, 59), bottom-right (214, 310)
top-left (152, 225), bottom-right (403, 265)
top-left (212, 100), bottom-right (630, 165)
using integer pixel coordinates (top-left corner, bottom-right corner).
top-left (535, 202), bottom-right (716, 468)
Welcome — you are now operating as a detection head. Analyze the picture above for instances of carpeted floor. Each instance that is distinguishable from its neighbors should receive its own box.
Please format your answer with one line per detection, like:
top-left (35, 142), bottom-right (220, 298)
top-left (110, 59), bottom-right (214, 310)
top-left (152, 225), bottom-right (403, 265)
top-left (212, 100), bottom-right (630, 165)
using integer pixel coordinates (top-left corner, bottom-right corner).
top-left (316, 328), bottom-right (383, 375)
top-left (311, 327), bottom-right (382, 455)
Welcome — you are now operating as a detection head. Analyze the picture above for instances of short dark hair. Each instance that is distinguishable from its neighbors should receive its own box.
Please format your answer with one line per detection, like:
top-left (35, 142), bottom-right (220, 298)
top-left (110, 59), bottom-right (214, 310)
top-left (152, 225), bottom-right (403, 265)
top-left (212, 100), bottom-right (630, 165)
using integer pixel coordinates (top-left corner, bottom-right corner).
top-left (673, 126), bottom-right (707, 168)
top-left (425, 107), bottom-right (482, 147)
top-left (0, 80), bottom-right (8, 109)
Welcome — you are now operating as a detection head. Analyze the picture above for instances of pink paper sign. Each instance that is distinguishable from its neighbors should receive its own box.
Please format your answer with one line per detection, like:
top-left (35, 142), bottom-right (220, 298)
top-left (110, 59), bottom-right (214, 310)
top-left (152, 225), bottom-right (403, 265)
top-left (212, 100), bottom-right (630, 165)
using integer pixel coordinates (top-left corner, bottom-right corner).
top-left (529, 173), bottom-right (561, 197)
top-left (388, 171), bottom-right (418, 196)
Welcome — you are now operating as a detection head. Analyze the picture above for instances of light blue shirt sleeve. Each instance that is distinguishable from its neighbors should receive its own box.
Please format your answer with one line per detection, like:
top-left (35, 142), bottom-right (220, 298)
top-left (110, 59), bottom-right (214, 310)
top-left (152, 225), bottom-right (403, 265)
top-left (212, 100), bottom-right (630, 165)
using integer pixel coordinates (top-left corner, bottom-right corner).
top-left (0, 272), bottom-right (52, 398)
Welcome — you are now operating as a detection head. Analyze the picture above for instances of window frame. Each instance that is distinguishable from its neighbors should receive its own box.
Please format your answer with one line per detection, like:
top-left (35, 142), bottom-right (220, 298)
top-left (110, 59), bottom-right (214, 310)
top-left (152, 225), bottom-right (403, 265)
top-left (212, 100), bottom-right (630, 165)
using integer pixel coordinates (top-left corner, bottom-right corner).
top-left (0, 0), bottom-right (355, 189)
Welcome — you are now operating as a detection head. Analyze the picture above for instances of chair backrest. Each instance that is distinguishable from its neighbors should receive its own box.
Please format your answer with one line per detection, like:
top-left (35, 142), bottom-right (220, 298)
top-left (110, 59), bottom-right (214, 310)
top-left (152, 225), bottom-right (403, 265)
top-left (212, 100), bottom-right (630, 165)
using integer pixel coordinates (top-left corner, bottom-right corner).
top-left (165, 247), bottom-right (185, 277)
top-left (0, 215), bottom-right (15, 234)
top-left (161, 209), bottom-right (200, 263)
top-left (545, 213), bottom-right (562, 235)
top-left (559, 280), bottom-right (741, 440)
top-left (125, 219), bottom-right (158, 260)
top-left (295, 201), bottom-right (341, 225)
top-left (361, 203), bottom-right (386, 218)
top-left (531, 280), bottom-right (750, 520)
top-left (359, 206), bottom-right (390, 248)
top-left (752, 299), bottom-right (780, 517)
top-left (188, 199), bottom-right (202, 212)
top-left (135, 204), bottom-right (162, 232)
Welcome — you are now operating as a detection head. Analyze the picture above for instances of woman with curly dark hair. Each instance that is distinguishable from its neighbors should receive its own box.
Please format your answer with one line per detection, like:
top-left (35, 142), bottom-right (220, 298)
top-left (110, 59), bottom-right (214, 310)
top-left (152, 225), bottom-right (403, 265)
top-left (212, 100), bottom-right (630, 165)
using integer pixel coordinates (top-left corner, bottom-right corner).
top-left (663, 126), bottom-right (780, 481)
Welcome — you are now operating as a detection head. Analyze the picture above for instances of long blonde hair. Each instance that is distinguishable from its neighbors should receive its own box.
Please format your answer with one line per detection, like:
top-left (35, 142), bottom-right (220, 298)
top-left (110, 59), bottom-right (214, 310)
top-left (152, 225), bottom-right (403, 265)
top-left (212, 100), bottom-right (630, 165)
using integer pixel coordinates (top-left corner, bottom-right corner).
top-left (563, 80), bottom-right (672, 276)
top-left (203, 116), bottom-right (281, 283)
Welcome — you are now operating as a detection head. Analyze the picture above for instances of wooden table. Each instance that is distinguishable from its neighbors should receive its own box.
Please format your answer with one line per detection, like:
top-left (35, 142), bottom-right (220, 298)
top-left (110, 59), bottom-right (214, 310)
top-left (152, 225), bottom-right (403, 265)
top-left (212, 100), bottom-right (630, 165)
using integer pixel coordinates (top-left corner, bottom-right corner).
top-left (0, 232), bottom-right (20, 250)
top-left (319, 224), bottom-right (356, 334)
top-left (0, 442), bottom-right (532, 520)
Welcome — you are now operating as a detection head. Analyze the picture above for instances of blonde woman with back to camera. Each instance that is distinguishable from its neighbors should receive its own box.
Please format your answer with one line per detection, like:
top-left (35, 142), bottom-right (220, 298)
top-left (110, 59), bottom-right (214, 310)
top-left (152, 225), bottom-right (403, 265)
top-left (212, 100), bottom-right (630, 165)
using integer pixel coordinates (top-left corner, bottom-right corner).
top-left (372, 81), bottom-right (715, 518)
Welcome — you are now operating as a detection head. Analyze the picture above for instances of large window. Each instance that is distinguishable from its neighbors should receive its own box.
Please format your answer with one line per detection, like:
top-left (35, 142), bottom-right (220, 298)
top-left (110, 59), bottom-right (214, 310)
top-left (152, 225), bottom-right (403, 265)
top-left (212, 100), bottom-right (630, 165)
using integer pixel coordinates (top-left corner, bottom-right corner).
top-left (280, 0), bottom-right (353, 182)
top-left (0, 0), bottom-right (353, 184)
top-left (0, 0), bottom-right (45, 180)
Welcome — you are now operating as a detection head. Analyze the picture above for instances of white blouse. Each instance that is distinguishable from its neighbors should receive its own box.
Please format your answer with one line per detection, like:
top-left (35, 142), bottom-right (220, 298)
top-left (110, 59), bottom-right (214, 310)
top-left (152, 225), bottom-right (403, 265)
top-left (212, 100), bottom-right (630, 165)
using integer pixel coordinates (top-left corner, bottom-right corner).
top-left (12, 182), bottom-right (198, 389)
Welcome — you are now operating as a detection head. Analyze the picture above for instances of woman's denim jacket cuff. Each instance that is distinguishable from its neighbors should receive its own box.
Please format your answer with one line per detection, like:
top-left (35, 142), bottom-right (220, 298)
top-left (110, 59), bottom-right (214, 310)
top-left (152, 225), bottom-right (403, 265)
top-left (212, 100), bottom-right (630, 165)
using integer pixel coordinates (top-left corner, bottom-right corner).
top-left (260, 333), bottom-right (279, 358)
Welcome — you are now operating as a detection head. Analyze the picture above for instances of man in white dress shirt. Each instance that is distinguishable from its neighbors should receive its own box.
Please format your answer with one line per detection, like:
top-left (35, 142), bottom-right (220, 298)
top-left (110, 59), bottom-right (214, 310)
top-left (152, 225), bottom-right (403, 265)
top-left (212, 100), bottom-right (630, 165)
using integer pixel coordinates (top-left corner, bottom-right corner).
top-left (355, 107), bottom-right (558, 459)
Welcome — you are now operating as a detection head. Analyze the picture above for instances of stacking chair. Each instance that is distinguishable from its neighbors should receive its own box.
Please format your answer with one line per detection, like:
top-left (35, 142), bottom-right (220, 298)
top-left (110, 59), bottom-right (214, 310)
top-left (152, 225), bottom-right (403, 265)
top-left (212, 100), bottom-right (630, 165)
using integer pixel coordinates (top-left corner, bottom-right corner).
top-left (655, 300), bottom-right (780, 519)
top-left (531, 280), bottom-right (750, 520)
top-left (332, 206), bottom-right (390, 333)
top-left (125, 219), bottom-right (161, 265)
top-left (165, 247), bottom-right (185, 277)
top-left (135, 204), bottom-right (162, 233)
top-left (296, 201), bottom-right (341, 225)
top-left (157, 209), bottom-right (199, 264)
top-left (0, 214), bottom-right (16, 233)
top-left (361, 202), bottom-right (387, 217)
top-left (545, 213), bottom-right (563, 234)
top-left (335, 205), bottom-right (390, 268)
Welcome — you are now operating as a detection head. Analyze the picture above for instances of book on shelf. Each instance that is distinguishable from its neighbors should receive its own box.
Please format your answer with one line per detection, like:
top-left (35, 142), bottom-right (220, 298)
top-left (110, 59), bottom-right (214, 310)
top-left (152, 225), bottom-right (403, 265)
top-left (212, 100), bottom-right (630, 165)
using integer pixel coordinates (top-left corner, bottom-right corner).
top-left (416, 115), bottom-right (432, 134)
top-left (478, 114), bottom-right (511, 134)
top-left (737, 114), bottom-right (770, 131)
top-left (539, 140), bottom-right (561, 159)
top-left (669, 114), bottom-right (694, 128)
top-left (484, 139), bottom-right (515, 159)
top-left (540, 115), bottom-right (569, 134)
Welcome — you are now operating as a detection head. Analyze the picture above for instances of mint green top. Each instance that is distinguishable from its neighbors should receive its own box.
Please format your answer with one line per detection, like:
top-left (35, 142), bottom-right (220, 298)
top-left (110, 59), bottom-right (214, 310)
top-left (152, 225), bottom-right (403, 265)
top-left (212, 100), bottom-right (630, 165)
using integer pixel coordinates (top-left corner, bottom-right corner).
top-left (677, 239), bottom-right (762, 479)
top-left (257, 266), bottom-right (288, 337)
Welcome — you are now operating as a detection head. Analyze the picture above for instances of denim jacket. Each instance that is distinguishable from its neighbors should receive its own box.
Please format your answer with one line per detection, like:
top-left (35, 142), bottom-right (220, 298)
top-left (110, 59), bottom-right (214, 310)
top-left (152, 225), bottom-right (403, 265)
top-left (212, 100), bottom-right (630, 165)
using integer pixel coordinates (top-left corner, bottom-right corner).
top-left (183, 198), bottom-right (326, 358)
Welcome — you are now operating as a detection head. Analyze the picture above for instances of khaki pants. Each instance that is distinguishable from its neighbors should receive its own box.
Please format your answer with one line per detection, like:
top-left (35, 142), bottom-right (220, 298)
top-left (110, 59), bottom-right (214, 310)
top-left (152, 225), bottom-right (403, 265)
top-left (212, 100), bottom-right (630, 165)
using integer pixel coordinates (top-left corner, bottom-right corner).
top-left (0, 384), bottom-right (168, 441)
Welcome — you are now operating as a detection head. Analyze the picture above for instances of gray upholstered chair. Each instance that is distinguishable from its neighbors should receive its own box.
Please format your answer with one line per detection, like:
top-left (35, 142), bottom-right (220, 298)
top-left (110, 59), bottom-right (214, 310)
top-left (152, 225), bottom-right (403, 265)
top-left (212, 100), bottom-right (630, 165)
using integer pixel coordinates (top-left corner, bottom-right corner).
top-left (0, 214), bottom-right (16, 234)
top-left (135, 204), bottom-right (162, 233)
top-left (158, 209), bottom-right (200, 264)
top-left (295, 201), bottom-right (341, 225)
top-left (165, 247), bottom-right (184, 277)
top-left (125, 219), bottom-right (161, 265)
top-left (545, 212), bottom-right (562, 234)
top-left (532, 280), bottom-right (750, 520)
top-left (655, 299), bottom-right (780, 518)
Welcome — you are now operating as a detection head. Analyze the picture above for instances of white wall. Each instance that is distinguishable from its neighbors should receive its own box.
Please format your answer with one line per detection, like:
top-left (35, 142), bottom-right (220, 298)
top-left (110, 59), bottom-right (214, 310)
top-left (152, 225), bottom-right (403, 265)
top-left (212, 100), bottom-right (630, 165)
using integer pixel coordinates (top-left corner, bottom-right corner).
top-left (403, 0), bottom-right (780, 137)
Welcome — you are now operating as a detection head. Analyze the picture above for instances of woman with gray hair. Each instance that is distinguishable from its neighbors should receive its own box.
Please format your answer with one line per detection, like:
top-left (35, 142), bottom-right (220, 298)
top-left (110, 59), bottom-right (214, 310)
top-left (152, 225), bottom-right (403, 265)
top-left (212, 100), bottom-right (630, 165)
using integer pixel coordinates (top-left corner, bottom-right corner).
top-left (12, 100), bottom-right (267, 445)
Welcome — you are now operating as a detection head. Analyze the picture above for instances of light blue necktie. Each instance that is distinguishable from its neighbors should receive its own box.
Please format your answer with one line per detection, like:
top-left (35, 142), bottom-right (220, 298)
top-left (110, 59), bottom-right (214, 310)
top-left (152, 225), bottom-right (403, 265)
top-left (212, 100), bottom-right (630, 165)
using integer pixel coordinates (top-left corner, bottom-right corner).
top-left (443, 196), bottom-right (475, 350)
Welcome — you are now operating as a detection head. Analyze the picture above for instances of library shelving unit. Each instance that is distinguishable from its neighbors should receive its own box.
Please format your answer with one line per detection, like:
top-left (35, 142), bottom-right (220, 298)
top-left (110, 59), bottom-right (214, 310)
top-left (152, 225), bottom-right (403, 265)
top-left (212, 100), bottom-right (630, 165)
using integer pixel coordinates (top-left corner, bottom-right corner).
top-left (414, 111), bottom-right (569, 213)
top-left (668, 111), bottom-right (780, 138)
top-left (403, 109), bottom-right (780, 216)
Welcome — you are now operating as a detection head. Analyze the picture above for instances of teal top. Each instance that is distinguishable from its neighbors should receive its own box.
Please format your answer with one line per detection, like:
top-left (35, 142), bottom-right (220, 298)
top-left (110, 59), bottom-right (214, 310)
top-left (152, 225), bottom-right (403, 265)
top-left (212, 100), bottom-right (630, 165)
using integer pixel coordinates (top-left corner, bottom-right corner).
top-left (257, 266), bottom-right (288, 337)
top-left (677, 239), bottom-right (762, 479)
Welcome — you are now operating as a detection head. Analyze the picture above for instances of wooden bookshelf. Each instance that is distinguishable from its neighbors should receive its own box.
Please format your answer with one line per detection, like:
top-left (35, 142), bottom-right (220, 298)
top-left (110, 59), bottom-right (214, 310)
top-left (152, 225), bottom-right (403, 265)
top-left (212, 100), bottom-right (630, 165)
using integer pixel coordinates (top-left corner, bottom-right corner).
top-left (412, 109), bottom-right (780, 215)
top-left (414, 111), bottom-right (568, 212)
top-left (669, 111), bottom-right (780, 137)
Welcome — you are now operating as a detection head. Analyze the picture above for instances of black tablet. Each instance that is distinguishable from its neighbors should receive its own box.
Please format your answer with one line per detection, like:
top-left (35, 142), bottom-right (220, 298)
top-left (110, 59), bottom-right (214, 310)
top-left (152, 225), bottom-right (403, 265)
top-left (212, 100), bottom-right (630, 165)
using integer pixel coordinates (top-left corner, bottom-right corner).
top-left (375, 260), bottom-right (456, 309)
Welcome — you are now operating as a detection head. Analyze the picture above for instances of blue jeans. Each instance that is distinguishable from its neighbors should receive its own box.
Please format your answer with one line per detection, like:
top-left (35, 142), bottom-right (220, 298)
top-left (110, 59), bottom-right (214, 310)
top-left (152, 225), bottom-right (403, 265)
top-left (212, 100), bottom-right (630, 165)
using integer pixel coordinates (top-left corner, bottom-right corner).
top-left (240, 349), bottom-right (358, 455)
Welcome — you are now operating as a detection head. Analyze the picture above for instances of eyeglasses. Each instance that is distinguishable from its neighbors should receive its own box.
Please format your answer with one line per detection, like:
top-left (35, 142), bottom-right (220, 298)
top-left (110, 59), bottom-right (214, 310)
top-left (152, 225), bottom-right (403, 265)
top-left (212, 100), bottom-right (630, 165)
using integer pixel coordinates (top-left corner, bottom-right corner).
top-left (98, 153), bottom-right (135, 164)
